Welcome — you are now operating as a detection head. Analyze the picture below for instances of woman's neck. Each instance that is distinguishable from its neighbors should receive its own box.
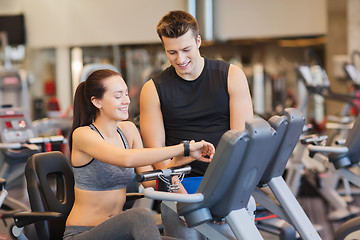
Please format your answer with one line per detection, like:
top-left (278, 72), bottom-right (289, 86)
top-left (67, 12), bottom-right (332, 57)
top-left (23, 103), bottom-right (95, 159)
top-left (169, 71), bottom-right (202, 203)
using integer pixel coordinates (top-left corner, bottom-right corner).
top-left (92, 118), bottom-right (119, 139)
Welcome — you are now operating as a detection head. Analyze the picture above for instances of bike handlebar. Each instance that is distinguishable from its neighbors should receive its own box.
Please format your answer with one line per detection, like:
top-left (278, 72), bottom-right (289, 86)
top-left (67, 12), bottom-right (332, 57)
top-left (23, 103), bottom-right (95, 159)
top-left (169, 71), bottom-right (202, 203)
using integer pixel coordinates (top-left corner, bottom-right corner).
top-left (135, 165), bottom-right (191, 182)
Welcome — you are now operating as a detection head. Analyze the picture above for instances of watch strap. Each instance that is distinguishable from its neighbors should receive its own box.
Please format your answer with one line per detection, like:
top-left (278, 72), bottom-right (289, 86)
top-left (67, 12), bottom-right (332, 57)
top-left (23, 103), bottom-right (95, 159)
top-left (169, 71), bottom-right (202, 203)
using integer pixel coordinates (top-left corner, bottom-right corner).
top-left (182, 140), bottom-right (190, 157)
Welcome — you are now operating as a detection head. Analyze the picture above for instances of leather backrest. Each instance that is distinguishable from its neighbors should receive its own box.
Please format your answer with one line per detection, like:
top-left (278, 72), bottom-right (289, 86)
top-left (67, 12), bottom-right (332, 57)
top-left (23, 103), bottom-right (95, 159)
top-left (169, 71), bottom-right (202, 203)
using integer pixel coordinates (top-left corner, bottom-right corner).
top-left (25, 151), bottom-right (74, 240)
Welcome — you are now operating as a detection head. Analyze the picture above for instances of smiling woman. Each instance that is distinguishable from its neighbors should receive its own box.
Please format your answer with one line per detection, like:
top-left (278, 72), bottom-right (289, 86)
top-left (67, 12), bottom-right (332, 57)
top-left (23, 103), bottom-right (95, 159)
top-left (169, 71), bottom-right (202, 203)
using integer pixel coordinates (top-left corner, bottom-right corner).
top-left (90, 75), bottom-right (130, 122)
top-left (64, 69), bottom-right (215, 240)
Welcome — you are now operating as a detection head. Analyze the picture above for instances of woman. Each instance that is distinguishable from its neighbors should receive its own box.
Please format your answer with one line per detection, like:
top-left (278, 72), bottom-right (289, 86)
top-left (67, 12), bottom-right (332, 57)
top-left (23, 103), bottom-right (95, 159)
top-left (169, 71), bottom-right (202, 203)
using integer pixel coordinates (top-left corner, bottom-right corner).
top-left (63, 69), bottom-right (214, 240)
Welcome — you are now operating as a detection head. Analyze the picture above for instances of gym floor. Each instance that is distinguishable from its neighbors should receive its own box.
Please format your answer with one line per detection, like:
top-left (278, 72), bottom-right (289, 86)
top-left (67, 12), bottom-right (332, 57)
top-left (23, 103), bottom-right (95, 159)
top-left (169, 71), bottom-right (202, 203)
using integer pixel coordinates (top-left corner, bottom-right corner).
top-left (299, 195), bottom-right (360, 240)
top-left (5, 175), bottom-right (359, 240)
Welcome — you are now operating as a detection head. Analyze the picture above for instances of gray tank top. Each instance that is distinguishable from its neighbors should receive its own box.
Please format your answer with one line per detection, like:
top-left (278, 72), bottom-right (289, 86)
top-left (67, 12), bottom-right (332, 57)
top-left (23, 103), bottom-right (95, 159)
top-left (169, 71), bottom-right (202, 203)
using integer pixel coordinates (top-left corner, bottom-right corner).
top-left (72, 124), bottom-right (135, 191)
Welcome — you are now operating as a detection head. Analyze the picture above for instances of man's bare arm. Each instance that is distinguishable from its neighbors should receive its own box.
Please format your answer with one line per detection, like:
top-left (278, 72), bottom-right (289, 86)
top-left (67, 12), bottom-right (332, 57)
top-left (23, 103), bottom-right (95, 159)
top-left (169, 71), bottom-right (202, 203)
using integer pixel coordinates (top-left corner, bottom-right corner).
top-left (228, 64), bottom-right (254, 131)
top-left (140, 80), bottom-right (171, 169)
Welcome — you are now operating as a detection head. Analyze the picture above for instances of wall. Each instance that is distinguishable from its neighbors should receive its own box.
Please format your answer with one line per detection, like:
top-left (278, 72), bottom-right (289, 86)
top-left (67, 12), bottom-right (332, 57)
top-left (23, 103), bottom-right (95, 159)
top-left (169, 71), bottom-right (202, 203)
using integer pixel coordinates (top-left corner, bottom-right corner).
top-left (23, 0), bottom-right (186, 48)
top-left (214, 0), bottom-right (327, 41)
top-left (0, 0), bottom-right (22, 14)
top-left (1, 0), bottom-right (327, 48)
top-left (325, 0), bottom-right (348, 116)
top-left (325, 0), bottom-right (360, 116)
top-left (348, 0), bottom-right (360, 53)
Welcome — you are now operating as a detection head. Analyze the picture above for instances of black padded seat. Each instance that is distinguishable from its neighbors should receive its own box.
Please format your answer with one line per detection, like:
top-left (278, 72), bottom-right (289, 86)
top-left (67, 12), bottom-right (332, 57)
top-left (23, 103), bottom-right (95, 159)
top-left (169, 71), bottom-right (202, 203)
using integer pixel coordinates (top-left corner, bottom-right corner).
top-left (25, 151), bottom-right (74, 240)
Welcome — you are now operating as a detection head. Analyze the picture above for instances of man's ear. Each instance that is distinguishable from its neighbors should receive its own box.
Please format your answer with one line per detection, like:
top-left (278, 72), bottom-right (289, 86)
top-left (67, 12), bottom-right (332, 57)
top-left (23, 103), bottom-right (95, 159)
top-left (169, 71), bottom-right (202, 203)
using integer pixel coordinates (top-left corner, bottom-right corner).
top-left (91, 96), bottom-right (101, 109)
top-left (196, 35), bottom-right (201, 48)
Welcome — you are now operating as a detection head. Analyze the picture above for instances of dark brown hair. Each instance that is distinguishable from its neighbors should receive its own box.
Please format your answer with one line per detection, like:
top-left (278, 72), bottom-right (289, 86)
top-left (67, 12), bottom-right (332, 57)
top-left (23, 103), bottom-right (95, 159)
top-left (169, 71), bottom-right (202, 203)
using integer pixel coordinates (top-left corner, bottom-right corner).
top-left (156, 10), bottom-right (199, 41)
top-left (69, 69), bottom-right (120, 152)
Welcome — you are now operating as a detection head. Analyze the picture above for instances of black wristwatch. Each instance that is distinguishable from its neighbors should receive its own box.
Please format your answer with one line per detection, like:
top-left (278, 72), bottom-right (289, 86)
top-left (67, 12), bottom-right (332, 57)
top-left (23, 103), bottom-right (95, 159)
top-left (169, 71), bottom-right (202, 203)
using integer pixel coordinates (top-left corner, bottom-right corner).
top-left (182, 140), bottom-right (190, 158)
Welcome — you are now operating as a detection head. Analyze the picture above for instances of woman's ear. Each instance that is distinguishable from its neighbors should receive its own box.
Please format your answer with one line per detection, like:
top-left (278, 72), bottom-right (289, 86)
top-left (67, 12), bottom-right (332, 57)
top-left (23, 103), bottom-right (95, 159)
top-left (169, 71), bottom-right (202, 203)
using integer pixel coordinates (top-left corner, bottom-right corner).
top-left (91, 96), bottom-right (102, 109)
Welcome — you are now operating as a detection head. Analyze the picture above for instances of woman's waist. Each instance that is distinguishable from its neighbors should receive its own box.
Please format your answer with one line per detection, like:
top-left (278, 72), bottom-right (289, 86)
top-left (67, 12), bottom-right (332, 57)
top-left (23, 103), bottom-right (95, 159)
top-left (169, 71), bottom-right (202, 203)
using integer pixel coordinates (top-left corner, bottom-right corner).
top-left (67, 188), bottom-right (126, 226)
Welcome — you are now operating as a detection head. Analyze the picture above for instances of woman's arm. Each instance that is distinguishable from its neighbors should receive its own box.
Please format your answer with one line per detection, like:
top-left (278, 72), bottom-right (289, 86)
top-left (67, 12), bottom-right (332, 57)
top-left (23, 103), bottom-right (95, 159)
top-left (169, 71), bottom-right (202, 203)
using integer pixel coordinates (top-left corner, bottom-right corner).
top-left (72, 124), bottom-right (214, 169)
top-left (120, 121), bottom-right (158, 189)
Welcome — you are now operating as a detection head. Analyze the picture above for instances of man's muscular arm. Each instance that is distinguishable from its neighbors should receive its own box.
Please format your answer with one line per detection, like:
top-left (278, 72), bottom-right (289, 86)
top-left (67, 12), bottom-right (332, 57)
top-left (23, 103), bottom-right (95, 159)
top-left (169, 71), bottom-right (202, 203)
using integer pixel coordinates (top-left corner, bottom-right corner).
top-left (228, 64), bottom-right (254, 131)
top-left (140, 80), bottom-right (170, 170)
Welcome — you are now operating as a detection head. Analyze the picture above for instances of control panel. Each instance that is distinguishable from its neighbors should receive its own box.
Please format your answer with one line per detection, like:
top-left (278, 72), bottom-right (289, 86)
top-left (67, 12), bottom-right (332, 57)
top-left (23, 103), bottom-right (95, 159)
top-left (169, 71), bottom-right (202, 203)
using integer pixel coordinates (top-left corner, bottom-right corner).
top-left (0, 108), bottom-right (35, 143)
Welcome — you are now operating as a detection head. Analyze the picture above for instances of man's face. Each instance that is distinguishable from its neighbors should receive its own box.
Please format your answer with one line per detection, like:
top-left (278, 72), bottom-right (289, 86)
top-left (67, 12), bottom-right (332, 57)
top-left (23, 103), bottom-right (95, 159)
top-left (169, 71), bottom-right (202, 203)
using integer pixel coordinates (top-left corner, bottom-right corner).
top-left (161, 30), bottom-right (202, 80)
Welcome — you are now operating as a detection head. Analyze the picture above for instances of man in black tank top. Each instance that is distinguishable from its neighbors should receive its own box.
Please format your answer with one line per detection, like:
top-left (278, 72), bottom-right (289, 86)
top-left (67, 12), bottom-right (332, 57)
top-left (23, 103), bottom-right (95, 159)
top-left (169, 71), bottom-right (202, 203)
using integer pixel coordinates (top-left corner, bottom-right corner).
top-left (139, 10), bottom-right (254, 240)
top-left (140, 10), bottom-right (253, 178)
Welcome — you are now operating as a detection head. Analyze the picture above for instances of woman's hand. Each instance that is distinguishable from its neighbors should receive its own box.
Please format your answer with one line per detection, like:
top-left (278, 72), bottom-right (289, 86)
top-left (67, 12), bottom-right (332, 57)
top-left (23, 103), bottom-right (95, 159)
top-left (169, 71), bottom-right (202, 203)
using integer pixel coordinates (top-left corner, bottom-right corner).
top-left (189, 140), bottom-right (214, 162)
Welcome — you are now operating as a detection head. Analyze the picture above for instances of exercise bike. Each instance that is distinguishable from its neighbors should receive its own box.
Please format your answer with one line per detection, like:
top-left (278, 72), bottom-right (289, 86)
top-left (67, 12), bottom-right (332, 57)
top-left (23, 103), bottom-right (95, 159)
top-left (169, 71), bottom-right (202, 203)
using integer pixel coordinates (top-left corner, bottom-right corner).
top-left (0, 177), bottom-right (34, 239)
top-left (0, 135), bottom-right (66, 240)
top-left (285, 49), bottom-right (360, 221)
top-left (136, 109), bottom-right (321, 240)
top-left (0, 107), bottom-right (66, 239)
top-left (9, 156), bottom-right (191, 240)
top-left (324, 50), bottom-right (360, 240)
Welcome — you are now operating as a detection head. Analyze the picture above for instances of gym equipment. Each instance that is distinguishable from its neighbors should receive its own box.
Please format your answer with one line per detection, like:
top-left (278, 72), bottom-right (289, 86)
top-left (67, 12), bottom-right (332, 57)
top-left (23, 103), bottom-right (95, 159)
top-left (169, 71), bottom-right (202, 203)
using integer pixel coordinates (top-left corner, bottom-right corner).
top-left (136, 165), bottom-right (191, 193)
top-left (139, 119), bottom-right (273, 239)
top-left (343, 50), bottom-right (360, 116)
top-left (136, 109), bottom-right (320, 240)
top-left (285, 49), bottom-right (360, 221)
top-left (306, 106), bottom-right (360, 183)
top-left (251, 108), bottom-right (321, 240)
top-left (300, 111), bottom-right (360, 220)
top-left (296, 51), bottom-right (360, 121)
top-left (0, 107), bottom-right (68, 239)
top-left (286, 133), bottom-right (360, 221)
top-left (0, 107), bottom-right (65, 188)
top-left (0, 107), bottom-right (35, 144)
top-left (0, 68), bottom-right (30, 111)
top-left (32, 117), bottom-right (73, 139)
top-left (0, 177), bottom-right (36, 240)
top-left (0, 32), bottom-right (29, 112)
top-left (0, 107), bottom-right (39, 188)
top-left (295, 49), bottom-right (360, 139)
top-left (343, 50), bottom-right (360, 86)
top-left (333, 215), bottom-right (360, 240)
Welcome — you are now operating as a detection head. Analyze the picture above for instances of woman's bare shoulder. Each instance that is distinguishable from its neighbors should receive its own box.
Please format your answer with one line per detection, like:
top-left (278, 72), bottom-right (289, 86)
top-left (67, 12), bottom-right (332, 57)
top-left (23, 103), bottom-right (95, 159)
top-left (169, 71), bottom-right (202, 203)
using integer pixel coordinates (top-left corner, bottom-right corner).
top-left (117, 121), bottom-right (141, 148)
top-left (117, 121), bottom-right (138, 132)
top-left (73, 125), bottom-right (93, 135)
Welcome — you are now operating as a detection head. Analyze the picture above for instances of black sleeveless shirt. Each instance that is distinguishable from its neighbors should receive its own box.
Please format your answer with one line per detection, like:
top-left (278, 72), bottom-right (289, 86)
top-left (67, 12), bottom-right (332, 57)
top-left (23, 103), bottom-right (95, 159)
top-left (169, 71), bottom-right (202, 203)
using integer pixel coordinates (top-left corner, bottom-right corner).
top-left (153, 58), bottom-right (230, 176)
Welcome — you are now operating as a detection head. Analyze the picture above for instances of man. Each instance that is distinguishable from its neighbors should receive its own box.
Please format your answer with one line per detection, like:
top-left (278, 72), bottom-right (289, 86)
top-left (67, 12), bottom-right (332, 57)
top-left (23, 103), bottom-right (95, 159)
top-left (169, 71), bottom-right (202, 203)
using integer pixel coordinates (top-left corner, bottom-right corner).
top-left (140, 10), bottom-right (253, 177)
top-left (139, 10), bottom-right (254, 239)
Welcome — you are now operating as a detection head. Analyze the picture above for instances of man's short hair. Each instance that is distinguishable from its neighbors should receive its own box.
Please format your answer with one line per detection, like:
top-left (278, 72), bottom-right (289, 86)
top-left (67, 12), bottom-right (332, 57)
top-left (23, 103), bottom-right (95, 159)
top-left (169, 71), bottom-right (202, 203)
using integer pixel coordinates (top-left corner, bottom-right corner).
top-left (157, 10), bottom-right (199, 41)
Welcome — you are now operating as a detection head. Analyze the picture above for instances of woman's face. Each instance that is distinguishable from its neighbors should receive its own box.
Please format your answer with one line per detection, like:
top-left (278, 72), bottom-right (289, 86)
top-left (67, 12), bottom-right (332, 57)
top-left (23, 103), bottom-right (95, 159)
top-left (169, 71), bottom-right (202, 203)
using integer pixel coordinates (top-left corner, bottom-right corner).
top-left (96, 75), bottom-right (130, 121)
